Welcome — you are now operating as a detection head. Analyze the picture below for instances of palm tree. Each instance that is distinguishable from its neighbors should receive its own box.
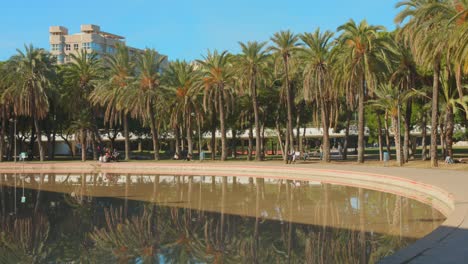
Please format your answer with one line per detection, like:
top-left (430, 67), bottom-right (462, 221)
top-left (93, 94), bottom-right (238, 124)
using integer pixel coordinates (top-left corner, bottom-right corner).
top-left (395, 0), bottom-right (452, 167)
top-left (385, 35), bottom-right (419, 163)
top-left (269, 30), bottom-right (301, 157)
top-left (439, 71), bottom-right (468, 159)
top-left (164, 60), bottom-right (199, 158)
top-left (0, 62), bottom-right (11, 162)
top-left (371, 83), bottom-right (415, 166)
top-left (3, 44), bottom-right (55, 161)
top-left (196, 50), bottom-right (234, 161)
top-left (90, 43), bottom-right (134, 161)
top-left (301, 29), bottom-right (337, 163)
top-left (62, 50), bottom-right (102, 161)
top-left (123, 48), bottom-right (167, 160)
top-left (234, 41), bottom-right (270, 161)
top-left (337, 20), bottom-right (386, 163)
top-left (69, 117), bottom-right (94, 162)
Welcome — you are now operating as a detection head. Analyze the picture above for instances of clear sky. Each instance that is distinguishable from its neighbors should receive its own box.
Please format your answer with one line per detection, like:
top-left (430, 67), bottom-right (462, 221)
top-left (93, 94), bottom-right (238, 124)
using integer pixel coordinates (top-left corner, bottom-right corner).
top-left (0, 0), bottom-right (401, 61)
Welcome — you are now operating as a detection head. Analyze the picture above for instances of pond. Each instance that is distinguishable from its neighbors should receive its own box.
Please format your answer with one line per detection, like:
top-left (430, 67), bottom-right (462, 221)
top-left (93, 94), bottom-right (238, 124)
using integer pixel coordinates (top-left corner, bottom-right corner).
top-left (0, 173), bottom-right (446, 263)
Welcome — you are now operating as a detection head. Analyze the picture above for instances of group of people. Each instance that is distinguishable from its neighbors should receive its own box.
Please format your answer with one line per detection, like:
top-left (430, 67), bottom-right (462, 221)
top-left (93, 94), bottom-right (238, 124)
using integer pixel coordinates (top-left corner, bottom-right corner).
top-left (173, 150), bottom-right (193, 161)
top-left (444, 156), bottom-right (466, 164)
top-left (286, 150), bottom-right (301, 164)
top-left (286, 142), bottom-right (345, 164)
top-left (98, 147), bottom-right (119, 163)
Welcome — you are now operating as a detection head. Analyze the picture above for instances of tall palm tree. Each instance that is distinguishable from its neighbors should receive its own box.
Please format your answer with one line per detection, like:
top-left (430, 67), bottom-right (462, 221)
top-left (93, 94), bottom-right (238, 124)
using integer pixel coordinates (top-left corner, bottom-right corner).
top-left (164, 60), bottom-right (199, 157)
top-left (337, 19), bottom-right (386, 163)
top-left (301, 29), bottom-right (337, 163)
top-left (234, 41), bottom-right (270, 161)
top-left (439, 71), bottom-right (468, 159)
top-left (63, 50), bottom-right (102, 161)
top-left (0, 62), bottom-right (11, 162)
top-left (90, 43), bottom-right (134, 161)
top-left (396, 0), bottom-right (451, 167)
top-left (196, 50), bottom-right (233, 161)
top-left (383, 33), bottom-right (419, 163)
top-left (123, 48), bottom-right (167, 160)
top-left (269, 30), bottom-right (301, 157)
top-left (3, 44), bottom-right (54, 161)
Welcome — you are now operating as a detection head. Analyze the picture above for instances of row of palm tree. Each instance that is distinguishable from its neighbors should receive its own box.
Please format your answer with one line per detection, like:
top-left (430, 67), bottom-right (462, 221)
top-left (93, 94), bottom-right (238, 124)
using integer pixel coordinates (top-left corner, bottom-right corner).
top-left (0, 0), bottom-right (467, 166)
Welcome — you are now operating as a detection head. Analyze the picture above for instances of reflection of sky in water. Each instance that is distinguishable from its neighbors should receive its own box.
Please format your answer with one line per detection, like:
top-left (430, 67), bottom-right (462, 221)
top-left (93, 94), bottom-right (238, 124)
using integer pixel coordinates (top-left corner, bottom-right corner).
top-left (350, 196), bottom-right (359, 210)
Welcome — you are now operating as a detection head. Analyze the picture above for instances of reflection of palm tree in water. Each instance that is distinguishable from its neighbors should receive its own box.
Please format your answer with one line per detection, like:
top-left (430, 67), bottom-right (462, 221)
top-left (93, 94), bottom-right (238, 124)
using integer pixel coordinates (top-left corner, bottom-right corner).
top-left (89, 206), bottom-right (159, 263)
top-left (0, 214), bottom-right (50, 263)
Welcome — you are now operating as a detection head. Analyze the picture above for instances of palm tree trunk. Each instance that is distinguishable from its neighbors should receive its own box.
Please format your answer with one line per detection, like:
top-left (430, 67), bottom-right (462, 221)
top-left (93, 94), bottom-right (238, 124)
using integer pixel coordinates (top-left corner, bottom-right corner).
top-left (377, 114), bottom-right (384, 161)
top-left (296, 106), bottom-right (301, 151)
top-left (403, 100), bottom-right (412, 163)
top-left (343, 109), bottom-right (351, 160)
top-left (211, 105), bottom-right (216, 160)
top-left (248, 118), bottom-right (253, 161)
top-left (81, 129), bottom-right (86, 162)
top-left (357, 82), bottom-right (365, 163)
top-left (149, 107), bottom-right (160, 160)
top-left (186, 111), bottom-right (193, 156)
top-left (393, 116), bottom-right (403, 166)
top-left (0, 107), bottom-right (5, 162)
top-left (51, 128), bottom-right (57, 160)
top-left (174, 125), bottom-right (180, 156)
top-left (218, 84), bottom-right (228, 161)
top-left (275, 121), bottom-right (287, 161)
top-left (123, 114), bottom-right (130, 161)
top-left (321, 102), bottom-right (331, 163)
top-left (440, 122), bottom-right (446, 159)
top-left (421, 115), bottom-right (428, 160)
top-left (251, 76), bottom-right (262, 161)
top-left (232, 130), bottom-right (237, 159)
top-left (180, 125), bottom-right (185, 151)
top-left (384, 113), bottom-right (392, 159)
top-left (7, 123), bottom-right (14, 161)
top-left (33, 117), bottom-right (45, 162)
top-left (29, 118), bottom-right (35, 153)
top-left (445, 106), bottom-right (454, 159)
top-left (283, 55), bottom-right (295, 153)
top-left (430, 57), bottom-right (441, 167)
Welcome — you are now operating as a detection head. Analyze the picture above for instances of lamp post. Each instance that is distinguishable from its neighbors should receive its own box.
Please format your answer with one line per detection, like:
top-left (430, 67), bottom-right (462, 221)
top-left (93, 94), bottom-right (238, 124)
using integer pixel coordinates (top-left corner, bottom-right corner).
top-left (9, 118), bottom-right (17, 163)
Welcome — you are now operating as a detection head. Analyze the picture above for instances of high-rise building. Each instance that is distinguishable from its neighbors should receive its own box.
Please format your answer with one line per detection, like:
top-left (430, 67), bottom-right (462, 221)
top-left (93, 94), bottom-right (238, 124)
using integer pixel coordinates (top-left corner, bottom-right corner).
top-left (49, 24), bottom-right (142, 64)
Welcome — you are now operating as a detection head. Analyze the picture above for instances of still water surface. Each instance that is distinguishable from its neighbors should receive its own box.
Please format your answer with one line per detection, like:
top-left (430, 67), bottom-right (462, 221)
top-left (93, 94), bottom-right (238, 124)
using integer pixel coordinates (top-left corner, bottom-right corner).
top-left (0, 173), bottom-right (445, 263)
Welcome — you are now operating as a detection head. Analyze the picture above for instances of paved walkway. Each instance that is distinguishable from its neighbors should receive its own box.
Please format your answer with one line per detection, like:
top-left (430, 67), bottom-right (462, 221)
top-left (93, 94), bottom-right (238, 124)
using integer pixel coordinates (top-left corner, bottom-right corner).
top-left (0, 161), bottom-right (467, 263)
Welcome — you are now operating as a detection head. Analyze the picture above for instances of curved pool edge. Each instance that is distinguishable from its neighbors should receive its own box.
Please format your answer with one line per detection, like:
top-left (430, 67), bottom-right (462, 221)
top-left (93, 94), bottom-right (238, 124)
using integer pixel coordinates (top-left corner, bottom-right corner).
top-left (0, 161), bottom-right (466, 263)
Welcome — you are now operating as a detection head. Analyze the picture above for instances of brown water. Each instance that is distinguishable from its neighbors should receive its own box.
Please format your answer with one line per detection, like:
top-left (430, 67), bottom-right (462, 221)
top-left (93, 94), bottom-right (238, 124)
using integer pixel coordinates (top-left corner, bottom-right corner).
top-left (0, 173), bottom-right (445, 263)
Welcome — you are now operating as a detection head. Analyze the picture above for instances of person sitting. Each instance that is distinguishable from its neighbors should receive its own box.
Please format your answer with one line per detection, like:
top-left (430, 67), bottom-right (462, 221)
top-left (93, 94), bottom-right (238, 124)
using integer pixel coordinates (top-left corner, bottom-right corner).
top-left (445, 156), bottom-right (454, 164)
top-left (105, 152), bottom-right (111, 162)
top-left (292, 150), bottom-right (300, 164)
top-left (186, 153), bottom-right (192, 161)
top-left (173, 153), bottom-right (180, 160)
top-left (287, 151), bottom-right (294, 164)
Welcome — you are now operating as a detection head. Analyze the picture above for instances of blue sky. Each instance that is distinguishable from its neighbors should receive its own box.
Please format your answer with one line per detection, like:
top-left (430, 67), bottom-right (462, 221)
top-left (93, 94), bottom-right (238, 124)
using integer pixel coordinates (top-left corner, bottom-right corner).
top-left (1, 0), bottom-right (401, 61)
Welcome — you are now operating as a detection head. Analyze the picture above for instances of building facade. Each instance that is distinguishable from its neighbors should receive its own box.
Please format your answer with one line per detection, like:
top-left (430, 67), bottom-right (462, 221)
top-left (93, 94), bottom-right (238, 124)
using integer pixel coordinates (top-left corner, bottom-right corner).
top-left (49, 24), bottom-right (142, 64)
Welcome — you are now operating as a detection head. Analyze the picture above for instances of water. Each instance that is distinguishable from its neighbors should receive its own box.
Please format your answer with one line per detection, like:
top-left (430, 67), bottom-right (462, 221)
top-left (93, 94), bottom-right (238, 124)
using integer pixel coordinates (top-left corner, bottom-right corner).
top-left (0, 173), bottom-right (445, 263)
